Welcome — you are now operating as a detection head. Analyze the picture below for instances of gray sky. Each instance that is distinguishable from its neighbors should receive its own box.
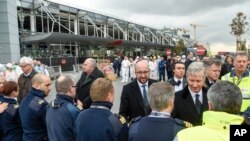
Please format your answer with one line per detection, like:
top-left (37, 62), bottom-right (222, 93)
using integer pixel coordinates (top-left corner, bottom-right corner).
top-left (51, 0), bottom-right (250, 53)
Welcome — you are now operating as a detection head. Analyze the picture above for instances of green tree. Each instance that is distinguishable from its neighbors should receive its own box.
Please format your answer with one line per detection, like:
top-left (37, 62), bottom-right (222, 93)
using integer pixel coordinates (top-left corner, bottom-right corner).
top-left (229, 12), bottom-right (249, 51)
top-left (174, 39), bottom-right (186, 55)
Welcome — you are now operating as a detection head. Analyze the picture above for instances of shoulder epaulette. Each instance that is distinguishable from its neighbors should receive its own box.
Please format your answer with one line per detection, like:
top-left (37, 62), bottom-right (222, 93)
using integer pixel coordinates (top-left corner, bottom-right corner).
top-left (14, 104), bottom-right (19, 109)
top-left (38, 99), bottom-right (45, 105)
top-left (114, 114), bottom-right (127, 125)
top-left (76, 104), bottom-right (83, 111)
top-left (130, 116), bottom-right (142, 125)
top-left (174, 118), bottom-right (193, 128)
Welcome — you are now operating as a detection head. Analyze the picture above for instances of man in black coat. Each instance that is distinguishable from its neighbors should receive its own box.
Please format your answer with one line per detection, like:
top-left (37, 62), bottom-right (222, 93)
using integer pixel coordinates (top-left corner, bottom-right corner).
top-left (172, 62), bottom-right (208, 126)
top-left (168, 62), bottom-right (187, 92)
top-left (76, 58), bottom-right (104, 109)
top-left (203, 58), bottom-right (222, 89)
top-left (119, 60), bottom-right (158, 122)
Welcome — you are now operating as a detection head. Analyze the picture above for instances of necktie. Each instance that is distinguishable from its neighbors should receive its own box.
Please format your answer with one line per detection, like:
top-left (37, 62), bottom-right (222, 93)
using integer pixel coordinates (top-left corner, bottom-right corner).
top-left (195, 94), bottom-right (201, 114)
top-left (142, 85), bottom-right (149, 106)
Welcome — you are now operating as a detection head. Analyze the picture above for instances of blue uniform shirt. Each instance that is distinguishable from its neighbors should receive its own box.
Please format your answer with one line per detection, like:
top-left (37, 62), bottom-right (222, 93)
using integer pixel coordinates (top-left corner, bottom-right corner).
top-left (46, 94), bottom-right (80, 141)
top-left (0, 97), bottom-right (23, 141)
top-left (75, 102), bottom-right (128, 141)
top-left (19, 88), bottom-right (48, 141)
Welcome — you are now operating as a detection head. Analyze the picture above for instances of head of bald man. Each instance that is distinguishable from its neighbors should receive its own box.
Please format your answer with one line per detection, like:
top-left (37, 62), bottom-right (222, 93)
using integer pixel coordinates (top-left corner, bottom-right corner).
top-left (135, 60), bottom-right (150, 84)
top-left (82, 58), bottom-right (97, 75)
top-left (32, 74), bottom-right (52, 96)
top-left (55, 75), bottom-right (76, 97)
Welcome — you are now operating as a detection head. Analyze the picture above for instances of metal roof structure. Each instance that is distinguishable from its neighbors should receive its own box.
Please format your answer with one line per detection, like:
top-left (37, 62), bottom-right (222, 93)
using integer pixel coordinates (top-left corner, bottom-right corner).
top-left (21, 32), bottom-right (172, 49)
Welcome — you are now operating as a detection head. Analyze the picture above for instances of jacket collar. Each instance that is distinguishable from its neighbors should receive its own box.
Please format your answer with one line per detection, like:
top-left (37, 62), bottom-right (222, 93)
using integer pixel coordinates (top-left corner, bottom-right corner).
top-left (230, 69), bottom-right (250, 78)
top-left (30, 87), bottom-right (46, 98)
top-left (91, 101), bottom-right (113, 110)
top-left (2, 97), bottom-right (17, 104)
top-left (56, 94), bottom-right (74, 103)
top-left (202, 111), bottom-right (243, 131)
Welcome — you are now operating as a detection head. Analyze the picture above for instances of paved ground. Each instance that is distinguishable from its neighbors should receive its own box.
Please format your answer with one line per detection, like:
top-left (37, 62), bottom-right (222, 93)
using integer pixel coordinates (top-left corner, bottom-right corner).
top-left (45, 71), bottom-right (131, 113)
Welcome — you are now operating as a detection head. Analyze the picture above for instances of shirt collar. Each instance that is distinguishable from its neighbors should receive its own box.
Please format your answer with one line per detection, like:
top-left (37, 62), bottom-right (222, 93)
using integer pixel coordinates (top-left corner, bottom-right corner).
top-left (137, 80), bottom-right (149, 87)
top-left (188, 87), bottom-right (202, 98)
top-left (174, 77), bottom-right (183, 82)
top-left (149, 111), bottom-right (171, 118)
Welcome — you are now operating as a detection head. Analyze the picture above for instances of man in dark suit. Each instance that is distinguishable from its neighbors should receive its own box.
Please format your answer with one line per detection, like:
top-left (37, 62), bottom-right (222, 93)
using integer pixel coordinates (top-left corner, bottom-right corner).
top-left (168, 62), bottom-right (187, 92)
top-left (172, 62), bottom-right (208, 126)
top-left (203, 58), bottom-right (222, 89)
top-left (76, 58), bottom-right (104, 109)
top-left (119, 60), bottom-right (158, 122)
top-left (185, 51), bottom-right (194, 71)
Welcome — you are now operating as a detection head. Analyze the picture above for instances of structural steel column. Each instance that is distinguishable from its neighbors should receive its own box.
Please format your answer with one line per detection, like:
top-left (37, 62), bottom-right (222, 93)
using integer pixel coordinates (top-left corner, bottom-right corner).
top-left (30, 10), bottom-right (36, 34)
top-left (0, 0), bottom-right (20, 63)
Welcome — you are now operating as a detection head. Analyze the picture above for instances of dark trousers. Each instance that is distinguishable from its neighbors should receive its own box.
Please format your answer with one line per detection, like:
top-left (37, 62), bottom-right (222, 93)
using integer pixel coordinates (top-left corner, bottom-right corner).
top-left (159, 71), bottom-right (165, 81)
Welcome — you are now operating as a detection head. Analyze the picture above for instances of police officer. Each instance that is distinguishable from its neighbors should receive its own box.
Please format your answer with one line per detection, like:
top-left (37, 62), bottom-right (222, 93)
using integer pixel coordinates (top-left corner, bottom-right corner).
top-left (174, 81), bottom-right (244, 141)
top-left (129, 82), bottom-right (190, 141)
top-left (221, 52), bottom-right (250, 112)
top-left (0, 81), bottom-right (22, 141)
top-left (46, 75), bottom-right (81, 141)
top-left (19, 74), bottom-right (51, 141)
top-left (75, 78), bottom-right (128, 141)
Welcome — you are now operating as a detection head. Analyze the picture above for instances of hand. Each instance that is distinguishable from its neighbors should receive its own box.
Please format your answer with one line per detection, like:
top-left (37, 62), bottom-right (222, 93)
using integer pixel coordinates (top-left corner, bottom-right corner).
top-left (0, 102), bottom-right (8, 113)
top-left (77, 99), bottom-right (83, 107)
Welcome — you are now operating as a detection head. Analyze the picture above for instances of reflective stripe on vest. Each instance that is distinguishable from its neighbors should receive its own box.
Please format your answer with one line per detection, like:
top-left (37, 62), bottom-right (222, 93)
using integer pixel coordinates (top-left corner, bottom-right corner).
top-left (242, 94), bottom-right (250, 99)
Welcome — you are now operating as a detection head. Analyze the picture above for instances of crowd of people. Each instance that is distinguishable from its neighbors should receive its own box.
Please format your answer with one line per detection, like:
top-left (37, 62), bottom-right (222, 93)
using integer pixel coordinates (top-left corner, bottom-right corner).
top-left (0, 52), bottom-right (249, 141)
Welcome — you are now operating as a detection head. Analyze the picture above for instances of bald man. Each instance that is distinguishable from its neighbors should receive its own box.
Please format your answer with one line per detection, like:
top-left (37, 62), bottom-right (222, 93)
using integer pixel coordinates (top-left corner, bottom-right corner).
top-left (46, 76), bottom-right (81, 141)
top-left (76, 58), bottom-right (104, 109)
top-left (19, 74), bottom-right (51, 141)
top-left (119, 60), bottom-right (158, 122)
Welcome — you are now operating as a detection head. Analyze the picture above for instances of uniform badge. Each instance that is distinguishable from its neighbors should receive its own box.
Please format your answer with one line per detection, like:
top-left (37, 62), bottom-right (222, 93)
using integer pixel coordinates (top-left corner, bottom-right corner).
top-left (119, 115), bottom-right (126, 125)
top-left (77, 104), bottom-right (83, 111)
top-left (14, 104), bottom-right (19, 109)
top-left (38, 99), bottom-right (45, 105)
top-left (183, 121), bottom-right (193, 128)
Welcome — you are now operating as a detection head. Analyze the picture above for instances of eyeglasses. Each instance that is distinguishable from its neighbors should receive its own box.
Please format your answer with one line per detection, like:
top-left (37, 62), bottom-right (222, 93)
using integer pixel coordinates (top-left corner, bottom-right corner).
top-left (136, 71), bottom-right (149, 75)
top-left (72, 85), bottom-right (78, 88)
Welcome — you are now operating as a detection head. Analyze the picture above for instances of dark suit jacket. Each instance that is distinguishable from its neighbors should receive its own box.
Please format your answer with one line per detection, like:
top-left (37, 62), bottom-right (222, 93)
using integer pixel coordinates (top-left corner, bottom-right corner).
top-left (168, 78), bottom-right (187, 92)
top-left (171, 86), bottom-right (208, 126)
top-left (119, 79), bottom-right (158, 122)
top-left (204, 77), bottom-right (215, 89)
top-left (76, 68), bottom-right (104, 109)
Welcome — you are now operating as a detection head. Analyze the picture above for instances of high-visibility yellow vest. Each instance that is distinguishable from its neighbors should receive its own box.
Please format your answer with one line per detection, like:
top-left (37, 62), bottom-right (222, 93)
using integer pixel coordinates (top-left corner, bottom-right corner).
top-left (175, 111), bottom-right (244, 141)
top-left (221, 71), bottom-right (250, 112)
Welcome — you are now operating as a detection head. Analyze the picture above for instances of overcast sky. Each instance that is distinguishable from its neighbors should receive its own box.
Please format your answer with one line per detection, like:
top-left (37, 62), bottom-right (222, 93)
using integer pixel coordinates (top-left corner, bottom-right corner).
top-left (51, 0), bottom-right (250, 53)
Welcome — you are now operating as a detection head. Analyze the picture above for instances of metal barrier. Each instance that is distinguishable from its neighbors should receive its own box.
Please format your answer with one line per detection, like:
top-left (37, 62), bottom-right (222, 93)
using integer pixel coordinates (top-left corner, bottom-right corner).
top-left (47, 66), bottom-right (62, 79)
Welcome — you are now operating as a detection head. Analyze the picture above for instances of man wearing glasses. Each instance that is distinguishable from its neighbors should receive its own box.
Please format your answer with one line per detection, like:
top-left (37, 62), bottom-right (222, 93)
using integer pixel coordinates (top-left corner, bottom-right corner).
top-left (18, 56), bottom-right (37, 102)
top-left (119, 60), bottom-right (158, 122)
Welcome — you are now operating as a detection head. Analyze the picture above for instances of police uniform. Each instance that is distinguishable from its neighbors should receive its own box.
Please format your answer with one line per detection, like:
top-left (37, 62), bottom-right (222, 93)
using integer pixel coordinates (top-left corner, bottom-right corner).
top-left (174, 111), bottom-right (244, 141)
top-left (46, 94), bottom-right (81, 141)
top-left (75, 102), bottom-right (128, 141)
top-left (0, 97), bottom-right (22, 141)
top-left (221, 70), bottom-right (250, 112)
top-left (19, 88), bottom-right (48, 141)
top-left (129, 111), bottom-right (191, 141)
